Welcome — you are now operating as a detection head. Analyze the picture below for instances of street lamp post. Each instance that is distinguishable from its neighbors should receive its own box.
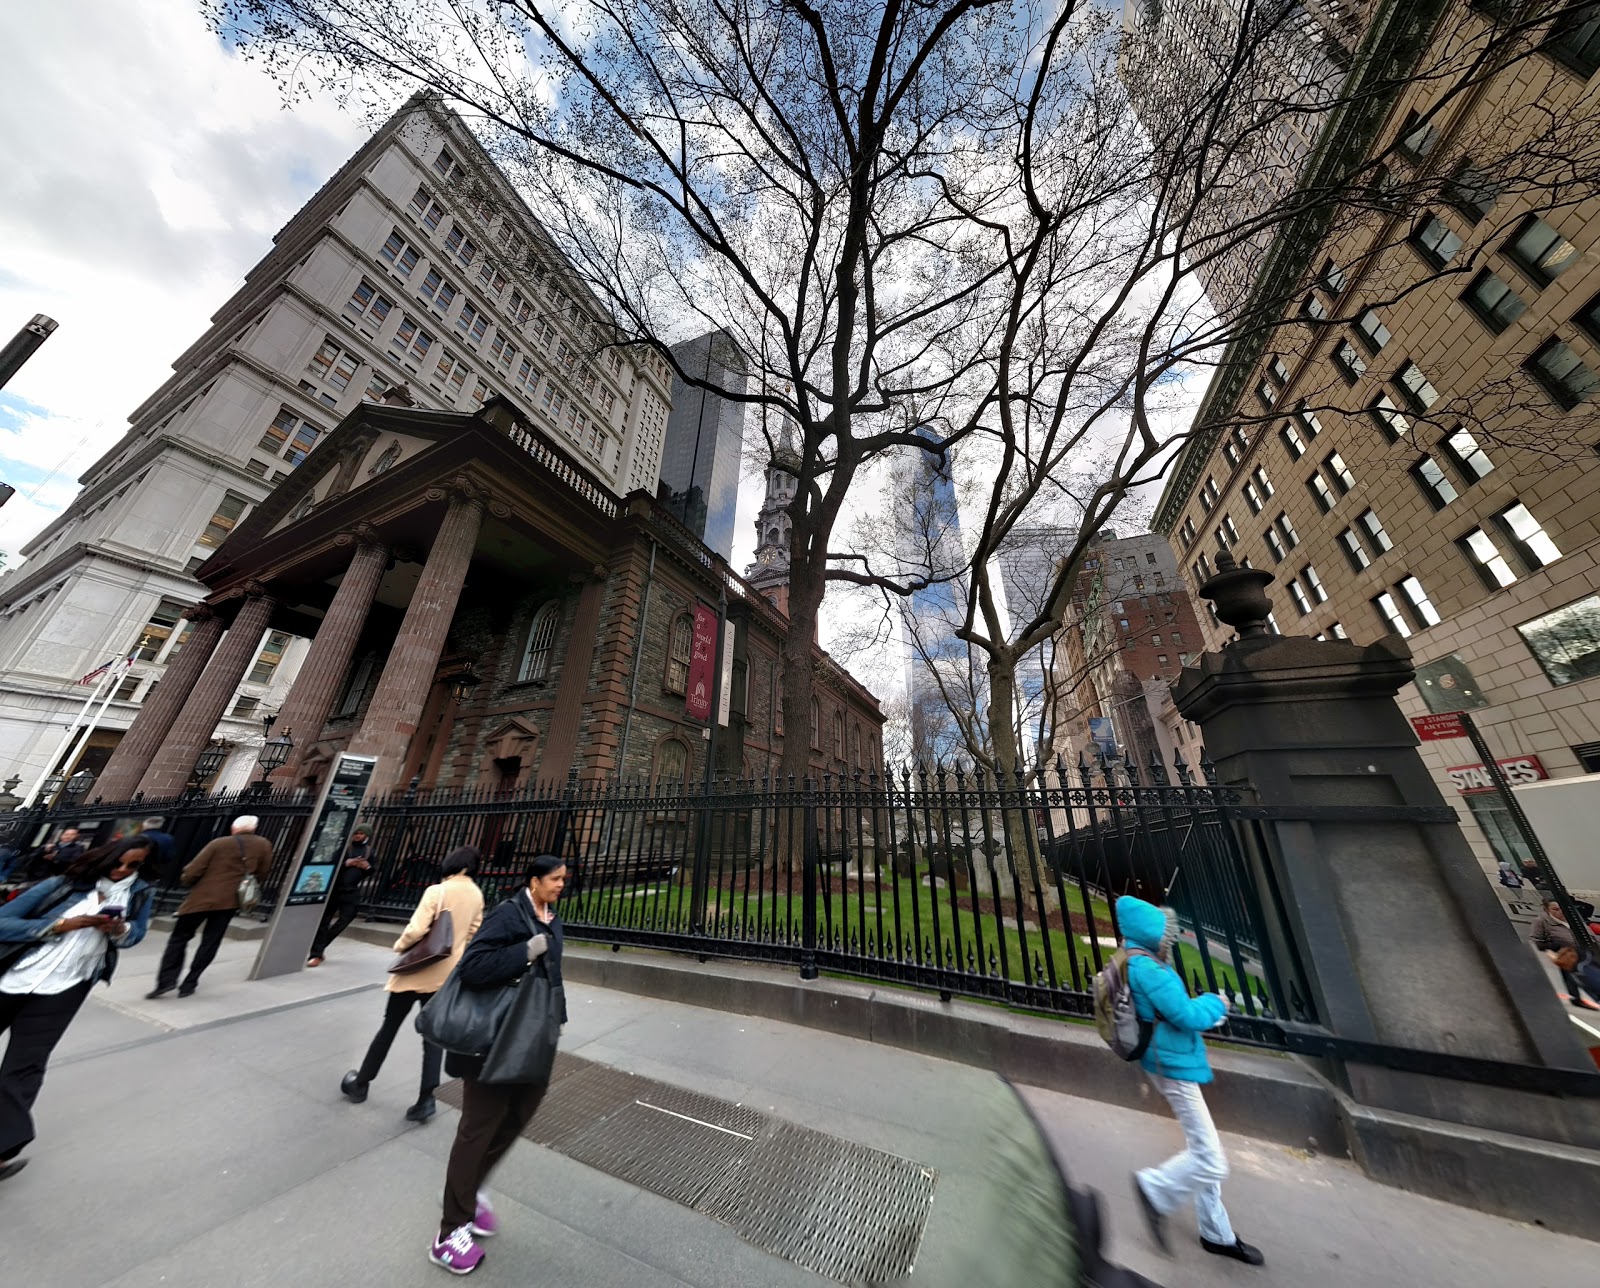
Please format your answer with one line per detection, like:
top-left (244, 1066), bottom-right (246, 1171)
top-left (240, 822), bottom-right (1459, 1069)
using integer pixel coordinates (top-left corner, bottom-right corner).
top-left (188, 741), bottom-right (230, 798)
top-left (253, 717), bottom-right (294, 798)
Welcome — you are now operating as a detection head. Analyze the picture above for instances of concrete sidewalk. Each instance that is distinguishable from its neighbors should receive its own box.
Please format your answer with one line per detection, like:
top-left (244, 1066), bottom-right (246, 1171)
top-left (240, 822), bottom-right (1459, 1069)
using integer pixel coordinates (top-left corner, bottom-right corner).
top-left (4, 934), bottom-right (1594, 1288)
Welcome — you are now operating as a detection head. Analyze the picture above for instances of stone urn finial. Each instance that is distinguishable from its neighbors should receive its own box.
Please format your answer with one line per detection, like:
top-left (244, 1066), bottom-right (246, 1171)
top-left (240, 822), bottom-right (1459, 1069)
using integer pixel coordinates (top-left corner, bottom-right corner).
top-left (1200, 549), bottom-right (1276, 641)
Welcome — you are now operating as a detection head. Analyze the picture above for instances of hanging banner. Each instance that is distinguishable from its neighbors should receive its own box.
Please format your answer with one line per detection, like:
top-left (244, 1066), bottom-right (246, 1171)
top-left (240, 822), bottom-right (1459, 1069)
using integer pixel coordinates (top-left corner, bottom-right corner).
top-left (685, 602), bottom-right (717, 721)
top-left (717, 621), bottom-right (737, 727)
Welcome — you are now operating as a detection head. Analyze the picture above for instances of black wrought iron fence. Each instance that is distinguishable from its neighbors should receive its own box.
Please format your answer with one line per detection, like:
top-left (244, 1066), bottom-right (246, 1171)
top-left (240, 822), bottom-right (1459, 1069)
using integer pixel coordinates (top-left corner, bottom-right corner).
top-left (346, 756), bottom-right (1312, 1046)
top-left (1, 789), bottom-right (315, 918)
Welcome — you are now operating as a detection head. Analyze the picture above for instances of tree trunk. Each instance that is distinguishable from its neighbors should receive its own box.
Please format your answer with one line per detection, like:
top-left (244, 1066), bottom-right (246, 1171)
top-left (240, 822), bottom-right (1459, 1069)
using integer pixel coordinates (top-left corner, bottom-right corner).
top-left (986, 656), bottom-right (1051, 902)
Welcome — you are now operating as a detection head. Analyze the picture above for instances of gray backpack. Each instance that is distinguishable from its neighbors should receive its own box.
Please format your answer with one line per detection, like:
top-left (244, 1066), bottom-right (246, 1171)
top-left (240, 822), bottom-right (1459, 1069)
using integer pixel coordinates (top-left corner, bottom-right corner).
top-left (1093, 947), bottom-right (1154, 1061)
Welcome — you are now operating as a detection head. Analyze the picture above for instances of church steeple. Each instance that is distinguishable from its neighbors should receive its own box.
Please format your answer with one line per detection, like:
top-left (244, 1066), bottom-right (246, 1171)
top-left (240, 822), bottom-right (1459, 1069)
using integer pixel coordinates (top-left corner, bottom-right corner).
top-left (744, 420), bottom-right (799, 615)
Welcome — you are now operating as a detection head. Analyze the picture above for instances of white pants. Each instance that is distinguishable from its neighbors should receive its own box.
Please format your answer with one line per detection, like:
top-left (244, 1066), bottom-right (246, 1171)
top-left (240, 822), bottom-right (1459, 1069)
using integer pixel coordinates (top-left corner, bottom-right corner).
top-left (1137, 1074), bottom-right (1235, 1245)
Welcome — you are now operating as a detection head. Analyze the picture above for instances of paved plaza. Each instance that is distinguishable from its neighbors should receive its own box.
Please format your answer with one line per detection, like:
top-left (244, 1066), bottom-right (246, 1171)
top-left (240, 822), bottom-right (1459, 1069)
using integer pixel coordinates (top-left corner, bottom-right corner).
top-left (3, 934), bottom-right (1592, 1287)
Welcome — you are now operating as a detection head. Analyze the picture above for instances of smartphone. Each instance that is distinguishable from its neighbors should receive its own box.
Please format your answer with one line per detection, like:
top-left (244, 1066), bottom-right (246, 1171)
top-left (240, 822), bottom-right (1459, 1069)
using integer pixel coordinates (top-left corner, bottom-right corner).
top-left (99, 905), bottom-right (125, 920)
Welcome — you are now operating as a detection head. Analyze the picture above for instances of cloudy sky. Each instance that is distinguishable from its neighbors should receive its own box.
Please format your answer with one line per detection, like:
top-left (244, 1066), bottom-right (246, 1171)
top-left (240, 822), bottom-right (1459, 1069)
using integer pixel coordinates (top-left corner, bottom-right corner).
top-left (0, 0), bottom-right (775, 576)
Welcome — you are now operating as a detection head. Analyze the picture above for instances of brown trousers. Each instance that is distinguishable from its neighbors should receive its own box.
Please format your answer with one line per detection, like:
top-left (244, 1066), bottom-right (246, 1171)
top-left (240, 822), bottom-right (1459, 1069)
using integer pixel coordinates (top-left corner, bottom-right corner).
top-left (441, 1076), bottom-right (547, 1233)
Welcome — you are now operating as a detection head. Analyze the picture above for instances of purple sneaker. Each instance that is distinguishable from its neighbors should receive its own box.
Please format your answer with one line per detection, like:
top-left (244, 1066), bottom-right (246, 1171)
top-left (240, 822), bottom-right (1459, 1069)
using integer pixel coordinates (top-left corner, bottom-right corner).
top-left (471, 1191), bottom-right (498, 1238)
top-left (430, 1224), bottom-right (484, 1275)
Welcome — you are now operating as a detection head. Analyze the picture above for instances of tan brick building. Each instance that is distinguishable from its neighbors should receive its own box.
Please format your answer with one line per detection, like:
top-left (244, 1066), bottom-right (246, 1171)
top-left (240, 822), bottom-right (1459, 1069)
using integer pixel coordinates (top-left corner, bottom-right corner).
top-left (1154, 5), bottom-right (1600, 873)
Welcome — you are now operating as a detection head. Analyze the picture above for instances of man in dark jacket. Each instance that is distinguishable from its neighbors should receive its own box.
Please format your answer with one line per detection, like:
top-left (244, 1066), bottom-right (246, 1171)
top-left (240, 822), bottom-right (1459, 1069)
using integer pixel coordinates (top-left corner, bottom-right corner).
top-left (307, 829), bottom-right (372, 966)
top-left (137, 817), bottom-right (178, 886)
top-left (1530, 899), bottom-right (1599, 1011)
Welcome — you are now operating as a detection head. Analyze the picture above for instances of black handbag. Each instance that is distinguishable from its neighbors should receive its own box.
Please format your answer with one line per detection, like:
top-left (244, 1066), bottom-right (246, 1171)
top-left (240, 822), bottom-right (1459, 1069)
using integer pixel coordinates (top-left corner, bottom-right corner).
top-left (389, 908), bottom-right (454, 975)
top-left (477, 963), bottom-right (563, 1087)
top-left (414, 965), bottom-right (518, 1056)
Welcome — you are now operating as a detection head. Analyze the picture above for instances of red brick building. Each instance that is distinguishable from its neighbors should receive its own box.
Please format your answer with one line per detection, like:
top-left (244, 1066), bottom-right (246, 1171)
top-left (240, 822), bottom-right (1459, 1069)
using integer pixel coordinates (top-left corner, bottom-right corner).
top-left (94, 395), bottom-right (882, 800)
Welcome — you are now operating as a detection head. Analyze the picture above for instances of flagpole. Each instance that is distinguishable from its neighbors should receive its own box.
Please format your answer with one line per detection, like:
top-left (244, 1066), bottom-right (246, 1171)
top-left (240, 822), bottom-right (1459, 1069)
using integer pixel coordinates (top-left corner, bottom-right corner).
top-left (56, 658), bottom-right (131, 804)
top-left (20, 664), bottom-right (119, 808)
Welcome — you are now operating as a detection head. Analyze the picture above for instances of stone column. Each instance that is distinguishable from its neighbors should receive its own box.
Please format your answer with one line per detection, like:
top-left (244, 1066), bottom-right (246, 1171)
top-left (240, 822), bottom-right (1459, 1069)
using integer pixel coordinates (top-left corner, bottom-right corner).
top-left (348, 490), bottom-right (484, 793)
top-left (137, 588), bottom-right (278, 799)
top-left (1174, 553), bottom-right (1597, 1149)
top-left (537, 573), bottom-right (607, 783)
top-left (94, 606), bottom-right (226, 801)
top-left (268, 533), bottom-right (389, 783)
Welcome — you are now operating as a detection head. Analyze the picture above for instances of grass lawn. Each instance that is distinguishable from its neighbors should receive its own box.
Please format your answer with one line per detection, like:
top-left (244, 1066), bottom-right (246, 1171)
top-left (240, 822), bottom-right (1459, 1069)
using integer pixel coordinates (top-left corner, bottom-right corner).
top-left (568, 865), bottom-right (1265, 1003)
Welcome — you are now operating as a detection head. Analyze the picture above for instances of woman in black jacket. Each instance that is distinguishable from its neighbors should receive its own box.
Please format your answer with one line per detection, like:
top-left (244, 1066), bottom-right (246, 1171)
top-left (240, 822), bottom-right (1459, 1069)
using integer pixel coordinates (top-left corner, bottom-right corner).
top-left (429, 853), bottom-right (568, 1276)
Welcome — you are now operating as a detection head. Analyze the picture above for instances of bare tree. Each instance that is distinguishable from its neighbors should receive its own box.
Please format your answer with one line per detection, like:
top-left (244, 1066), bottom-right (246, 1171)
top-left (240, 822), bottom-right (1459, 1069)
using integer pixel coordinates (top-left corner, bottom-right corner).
top-left (211, 0), bottom-right (1599, 787)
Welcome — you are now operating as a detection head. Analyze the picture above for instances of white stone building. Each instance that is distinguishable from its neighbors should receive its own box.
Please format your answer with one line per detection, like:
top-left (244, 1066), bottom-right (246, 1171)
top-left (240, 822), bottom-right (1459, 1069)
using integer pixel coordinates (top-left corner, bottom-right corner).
top-left (0, 94), bottom-right (672, 796)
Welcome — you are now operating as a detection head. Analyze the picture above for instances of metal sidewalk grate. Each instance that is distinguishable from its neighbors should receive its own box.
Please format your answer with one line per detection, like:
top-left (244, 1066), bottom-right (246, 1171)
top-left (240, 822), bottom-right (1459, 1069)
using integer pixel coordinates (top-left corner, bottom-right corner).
top-left (436, 1055), bottom-right (938, 1284)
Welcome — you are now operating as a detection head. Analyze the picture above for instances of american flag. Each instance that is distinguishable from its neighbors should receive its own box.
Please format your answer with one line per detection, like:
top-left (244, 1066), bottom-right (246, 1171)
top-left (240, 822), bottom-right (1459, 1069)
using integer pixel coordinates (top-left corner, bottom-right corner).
top-left (77, 654), bottom-right (132, 686)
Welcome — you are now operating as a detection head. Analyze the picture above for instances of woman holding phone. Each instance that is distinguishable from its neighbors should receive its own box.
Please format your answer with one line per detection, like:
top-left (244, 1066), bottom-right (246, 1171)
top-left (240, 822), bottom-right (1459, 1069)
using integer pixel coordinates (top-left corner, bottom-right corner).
top-left (0, 835), bottom-right (157, 1179)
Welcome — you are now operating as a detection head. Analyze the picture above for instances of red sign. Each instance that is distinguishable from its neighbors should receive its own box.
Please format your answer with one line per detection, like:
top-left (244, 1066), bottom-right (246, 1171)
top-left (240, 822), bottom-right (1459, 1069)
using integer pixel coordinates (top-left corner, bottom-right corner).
top-left (684, 602), bottom-right (717, 721)
top-left (1410, 712), bottom-right (1465, 741)
top-left (1445, 755), bottom-right (1547, 794)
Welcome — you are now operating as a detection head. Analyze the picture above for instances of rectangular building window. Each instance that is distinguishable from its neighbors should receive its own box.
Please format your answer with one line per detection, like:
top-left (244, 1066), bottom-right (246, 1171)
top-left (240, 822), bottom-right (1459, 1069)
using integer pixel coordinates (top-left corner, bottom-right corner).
top-left (282, 418), bottom-right (322, 467)
top-left (1307, 472), bottom-right (1336, 512)
top-left (1220, 514), bottom-right (1240, 544)
top-left (134, 599), bottom-right (188, 661)
top-left (1493, 501), bottom-right (1561, 571)
top-left (1324, 451), bottom-right (1356, 494)
top-left (1267, 356), bottom-right (1289, 387)
top-left (1394, 361), bottom-right (1440, 412)
top-left (1547, 8), bottom-right (1600, 76)
top-left (434, 349), bottom-right (470, 394)
top-left (1442, 427), bottom-right (1494, 482)
top-left (1292, 403), bottom-right (1323, 438)
top-left (1444, 160), bottom-right (1498, 224)
top-left (444, 223), bottom-right (478, 267)
top-left (1318, 259), bottom-right (1346, 296)
top-left (344, 278), bottom-right (394, 328)
top-left (1458, 528), bottom-right (1517, 589)
top-left (1517, 594), bottom-right (1600, 686)
top-left (1274, 512), bottom-right (1299, 550)
top-left (1463, 270), bottom-right (1527, 333)
top-left (1397, 110), bottom-right (1441, 161)
top-left (1302, 564), bottom-right (1328, 603)
top-left (307, 336), bottom-right (359, 392)
top-left (1264, 526), bottom-right (1286, 562)
top-left (379, 228), bottom-right (419, 276)
top-left (1506, 216), bottom-right (1579, 286)
top-left (1243, 480), bottom-right (1264, 514)
top-left (1358, 508), bottom-right (1393, 553)
top-left (1411, 215), bottom-right (1463, 268)
top-left (390, 315), bottom-right (435, 364)
top-left (1399, 575), bottom-right (1442, 627)
top-left (247, 630), bottom-right (292, 685)
top-left (1201, 476), bottom-right (1219, 512)
top-left (1410, 456), bottom-right (1458, 509)
top-left (1180, 517), bottom-right (1197, 546)
top-left (1369, 393), bottom-right (1411, 442)
top-left (1287, 579), bottom-right (1312, 615)
top-left (1526, 338), bottom-right (1599, 409)
top-left (259, 406), bottom-right (298, 454)
top-left (1280, 422), bottom-right (1306, 460)
top-left (197, 492), bottom-right (248, 549)
top-left (1354, 309), bottom-right (1392, 354)
top-left (1192, 554), bottom-right (1211, 582)
top-left (1327, 622), bottom-right (1348, 640)
top-left (1333, 340), bottom-right (1367, 383)
top-left (1338, 527), bottom-right (1370, 571)
top-left (1373, 590), bottom-right (1411, 637)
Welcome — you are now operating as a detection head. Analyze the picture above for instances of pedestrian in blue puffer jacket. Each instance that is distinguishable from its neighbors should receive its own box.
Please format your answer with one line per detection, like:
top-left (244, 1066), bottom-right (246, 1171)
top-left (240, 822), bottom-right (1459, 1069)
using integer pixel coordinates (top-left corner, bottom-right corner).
top-left (1119, 894), bottom-right (1264, 1269)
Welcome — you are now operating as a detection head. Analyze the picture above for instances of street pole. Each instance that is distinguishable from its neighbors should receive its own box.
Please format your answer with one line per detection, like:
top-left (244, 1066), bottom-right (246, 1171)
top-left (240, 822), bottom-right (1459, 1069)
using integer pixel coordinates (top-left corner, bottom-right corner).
top-left (0, 315), bottom-right (59, 390)
top-left (20, 663), bottom-right (117, 807)
top-left (55, 660), bottom-right (128, 803)
top-left (1457, 710), bottom-right (1591, 954)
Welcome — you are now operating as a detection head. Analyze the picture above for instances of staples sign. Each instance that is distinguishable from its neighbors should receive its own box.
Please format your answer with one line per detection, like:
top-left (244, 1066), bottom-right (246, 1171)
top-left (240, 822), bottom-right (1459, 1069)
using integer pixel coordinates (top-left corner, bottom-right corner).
top-left (1445, 755), bottom-right (1547, 794)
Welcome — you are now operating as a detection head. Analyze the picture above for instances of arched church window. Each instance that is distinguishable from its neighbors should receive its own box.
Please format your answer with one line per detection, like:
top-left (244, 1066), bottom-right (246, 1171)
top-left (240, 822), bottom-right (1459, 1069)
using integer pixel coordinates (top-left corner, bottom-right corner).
top-left (517, 601), bottom-right (561, 682)
top-left (665, 611), bottom-right (693, 694)
top-left (653, 737), bottom-right (689, 789)
top-left (809, 697), bottom-right (821, 749)
top-left (832, 711), bottom-right (845, 760)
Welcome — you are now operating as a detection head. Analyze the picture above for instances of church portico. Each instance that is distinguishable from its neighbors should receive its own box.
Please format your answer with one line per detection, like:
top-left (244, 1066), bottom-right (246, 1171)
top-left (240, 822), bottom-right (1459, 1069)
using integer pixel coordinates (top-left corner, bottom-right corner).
top-left (100, 394), bottom-right (883, 806)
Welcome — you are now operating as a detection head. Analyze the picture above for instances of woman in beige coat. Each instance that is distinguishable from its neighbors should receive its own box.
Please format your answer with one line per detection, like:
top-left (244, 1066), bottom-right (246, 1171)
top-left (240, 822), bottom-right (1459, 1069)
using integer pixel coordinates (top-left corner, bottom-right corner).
top-left (340, 846), bottom-right (485, 1122)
